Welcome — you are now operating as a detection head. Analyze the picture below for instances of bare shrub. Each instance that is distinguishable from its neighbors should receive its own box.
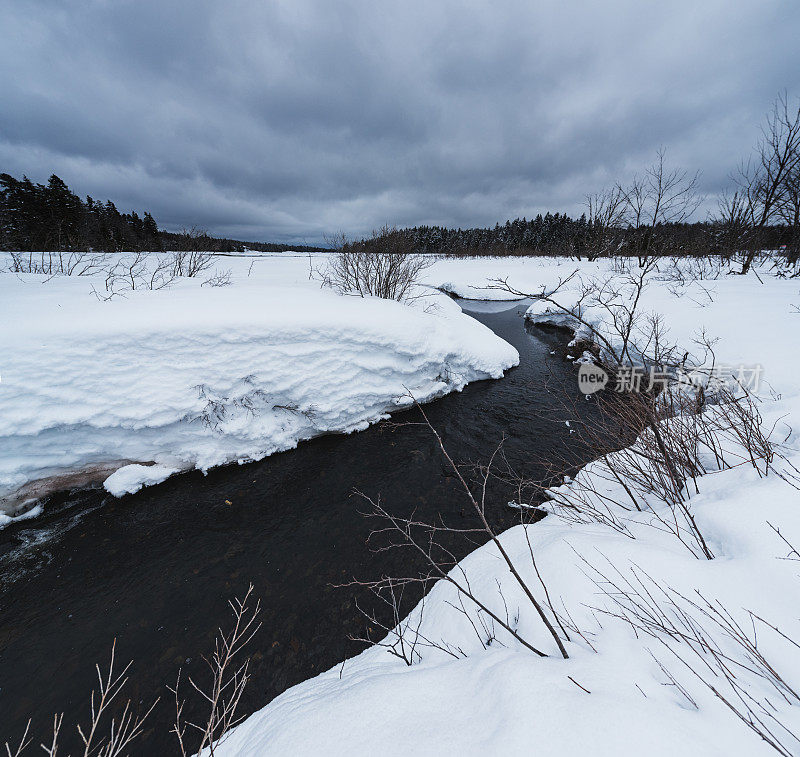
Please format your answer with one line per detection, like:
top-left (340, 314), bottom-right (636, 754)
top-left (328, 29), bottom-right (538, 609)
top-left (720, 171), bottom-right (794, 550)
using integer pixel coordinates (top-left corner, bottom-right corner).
top-left (171, 226), bottom-right (215, 275)
top-left (89, 247), bottom-right (223, 299)
top-left (5, 241), bottom-right (215, 292)
top-left (5, 251), bottom-right (110, 277)
top-left (318, 226), bottom-right (432, 301)
top-left (657, 255), bottom-right (724, 284)
top-left (539, 367), bottom-right (782, 562)
top-left (489, 259), bottom-right (680, 369)
top-left (3, 640), bottom-right (157, 757)
top-left (5, 587), bottom-right (260, 757)
top-left (4, 249), bottom-right (178, 298)
top-left (348, 398), bottom-right (571, 661)
top-left (89, 252), bottom-right (176, 299)
top-left (541, 388), bottom-right (713, 559)
top-left (202, 268), bottom-right (234, 287)
top-left (116, 251), bottom-right (166, 291)
top-left (173, 250), bottom-right (214, 278)
top-left (350, 579), bottom-right (432, 665)
top-left (487, 265), bottom-right (780, 559)
top-left (587, 560), bottom-right (800, 756)
top-left (170, 584), bottom-right (262, 756)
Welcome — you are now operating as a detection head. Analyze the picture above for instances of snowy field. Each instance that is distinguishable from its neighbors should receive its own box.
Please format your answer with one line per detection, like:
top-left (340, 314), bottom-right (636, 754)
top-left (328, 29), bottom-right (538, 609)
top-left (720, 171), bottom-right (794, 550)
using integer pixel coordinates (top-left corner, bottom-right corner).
top-left (0, 252), bottom-right (517, 522)
top-left (3, 252), bottom-right (800, 755)
top-left (206, 254), bottom-right (800, 757)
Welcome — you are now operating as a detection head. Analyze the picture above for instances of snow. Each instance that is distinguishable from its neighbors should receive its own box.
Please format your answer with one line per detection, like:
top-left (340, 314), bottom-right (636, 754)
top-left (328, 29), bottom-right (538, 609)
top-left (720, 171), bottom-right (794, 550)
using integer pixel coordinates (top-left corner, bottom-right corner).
top-left (4, 252), bottom-right (800, 755)
top-left (216, 456), bottom-right (800, 756)
top-left (208, 255), bottom-right (800, 757)
top-left (0, 253), bottom-right (518, 520)
top-left (0, 501), bottom-right (42, 529)
top-left (103, 463), bottom-right (180, 497)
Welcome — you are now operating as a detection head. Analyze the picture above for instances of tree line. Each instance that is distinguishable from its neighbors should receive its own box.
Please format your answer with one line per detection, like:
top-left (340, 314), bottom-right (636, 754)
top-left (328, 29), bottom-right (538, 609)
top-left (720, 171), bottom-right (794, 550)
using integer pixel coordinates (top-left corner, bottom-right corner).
top-left (0, 172), bottom-right (326, 253)
top-left (362, 92), bottom-right (800, 269)
top-left (0, 173), bottom-right (163, 252)
top-left (399, 215), bottom-right (793, 259)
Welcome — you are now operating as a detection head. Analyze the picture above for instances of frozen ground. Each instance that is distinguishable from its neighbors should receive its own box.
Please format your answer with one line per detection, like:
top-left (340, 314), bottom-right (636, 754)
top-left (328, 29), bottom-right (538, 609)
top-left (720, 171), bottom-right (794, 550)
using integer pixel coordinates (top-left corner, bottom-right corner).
top-left (0, 253), bottom-right (518, 522)
top-left (208, 255), bottom-right (800, 756)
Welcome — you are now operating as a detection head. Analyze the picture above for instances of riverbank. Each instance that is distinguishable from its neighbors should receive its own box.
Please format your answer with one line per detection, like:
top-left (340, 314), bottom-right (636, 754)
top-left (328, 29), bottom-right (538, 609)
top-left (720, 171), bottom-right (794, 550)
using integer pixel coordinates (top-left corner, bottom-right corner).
top-left (0, 297), bottom-right (593, 755)
top-left (214, 256), bottom-right (800, 756)
top-left (0, 253), bottom-right (517, 523)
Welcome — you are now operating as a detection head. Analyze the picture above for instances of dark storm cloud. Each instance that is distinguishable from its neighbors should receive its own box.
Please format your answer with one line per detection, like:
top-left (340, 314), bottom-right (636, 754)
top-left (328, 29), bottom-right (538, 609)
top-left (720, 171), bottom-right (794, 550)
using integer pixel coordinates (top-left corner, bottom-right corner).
top-left (1, 0), bottom-right (799, 243)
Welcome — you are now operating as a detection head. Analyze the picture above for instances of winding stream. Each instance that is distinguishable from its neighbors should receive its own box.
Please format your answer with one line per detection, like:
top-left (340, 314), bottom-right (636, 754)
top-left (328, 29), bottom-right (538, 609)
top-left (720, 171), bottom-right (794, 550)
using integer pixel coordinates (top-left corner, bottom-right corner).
top-left (0, 300), bottom-right (598, 754)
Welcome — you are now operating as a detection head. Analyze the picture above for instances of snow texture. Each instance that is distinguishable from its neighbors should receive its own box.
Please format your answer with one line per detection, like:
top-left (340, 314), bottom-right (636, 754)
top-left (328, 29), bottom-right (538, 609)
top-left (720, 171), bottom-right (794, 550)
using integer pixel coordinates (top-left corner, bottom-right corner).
top-left (0, 253), bottom-right (518, 519)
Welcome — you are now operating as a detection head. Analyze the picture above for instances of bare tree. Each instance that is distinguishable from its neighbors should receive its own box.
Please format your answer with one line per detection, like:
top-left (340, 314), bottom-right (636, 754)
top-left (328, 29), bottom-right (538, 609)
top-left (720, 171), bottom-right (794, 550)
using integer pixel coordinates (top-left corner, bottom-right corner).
top-left (619, 148), bottom-right (702, 265)
top-left (738, 92), bottom-right (800, 273)
top-left (574, 186), bottom-right (626, 261)
top-left (713, 189), bottom-right (759, 261)
top-left (778, 159), bottom-right (800, 270)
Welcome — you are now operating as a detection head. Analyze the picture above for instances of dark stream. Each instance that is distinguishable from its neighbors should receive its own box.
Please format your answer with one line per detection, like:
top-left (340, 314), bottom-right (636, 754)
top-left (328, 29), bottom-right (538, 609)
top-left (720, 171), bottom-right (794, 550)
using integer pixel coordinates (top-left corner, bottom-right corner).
top-left (0, 300), bottom-right (597, 754)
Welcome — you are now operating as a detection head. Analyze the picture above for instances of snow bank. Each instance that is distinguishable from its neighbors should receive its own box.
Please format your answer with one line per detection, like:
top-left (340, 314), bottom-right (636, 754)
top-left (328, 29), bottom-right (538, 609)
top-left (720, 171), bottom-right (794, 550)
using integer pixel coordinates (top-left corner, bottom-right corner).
top-left (524, 268), bottom-right (800, 395)
top-left (215, 452), bottom-right (800, 757)
top-left (0, 255), bottom-right (518, 518)
top-left (426, 256), bottom-right (606, 301)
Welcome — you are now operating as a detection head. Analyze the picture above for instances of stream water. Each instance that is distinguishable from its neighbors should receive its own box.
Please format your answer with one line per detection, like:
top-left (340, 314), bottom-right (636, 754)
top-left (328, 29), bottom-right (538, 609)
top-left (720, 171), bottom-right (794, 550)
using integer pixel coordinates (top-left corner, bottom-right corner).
top-left (0, 300), bottom-right (599, 754)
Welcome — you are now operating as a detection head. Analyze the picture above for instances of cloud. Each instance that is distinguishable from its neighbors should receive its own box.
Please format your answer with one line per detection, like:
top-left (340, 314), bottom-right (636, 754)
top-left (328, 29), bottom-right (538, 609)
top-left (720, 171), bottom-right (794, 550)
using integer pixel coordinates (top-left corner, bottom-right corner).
top-left (1, 0), bottom-right (798, 243)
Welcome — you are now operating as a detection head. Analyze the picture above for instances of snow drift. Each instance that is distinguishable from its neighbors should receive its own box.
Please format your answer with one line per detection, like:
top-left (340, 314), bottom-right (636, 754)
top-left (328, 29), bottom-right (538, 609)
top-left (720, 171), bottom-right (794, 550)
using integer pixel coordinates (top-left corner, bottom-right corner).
top-left (0, 266), bottom-right (518, 518)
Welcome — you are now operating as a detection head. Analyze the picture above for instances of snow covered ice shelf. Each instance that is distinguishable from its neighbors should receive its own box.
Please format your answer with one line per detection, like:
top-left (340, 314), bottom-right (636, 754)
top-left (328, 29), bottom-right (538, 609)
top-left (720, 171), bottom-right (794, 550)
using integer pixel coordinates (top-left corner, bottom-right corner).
top-left (0, 257), bottom-right (518, 520)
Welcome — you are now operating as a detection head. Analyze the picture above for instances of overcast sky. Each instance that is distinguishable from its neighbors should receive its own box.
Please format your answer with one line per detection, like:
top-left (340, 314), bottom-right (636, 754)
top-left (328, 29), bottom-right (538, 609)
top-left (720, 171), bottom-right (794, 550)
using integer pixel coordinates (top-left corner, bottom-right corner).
top-left (2, 0), bottom-right (799, 244)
